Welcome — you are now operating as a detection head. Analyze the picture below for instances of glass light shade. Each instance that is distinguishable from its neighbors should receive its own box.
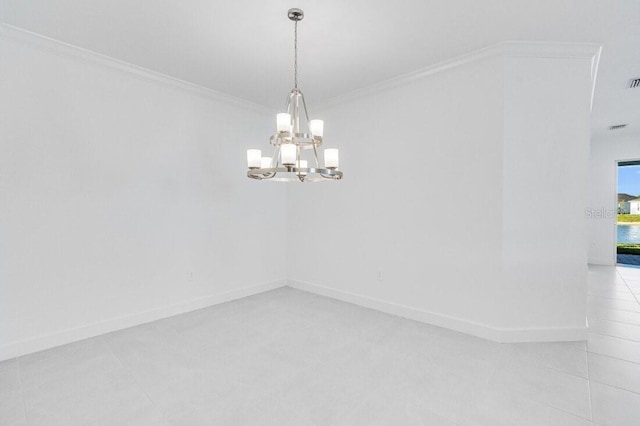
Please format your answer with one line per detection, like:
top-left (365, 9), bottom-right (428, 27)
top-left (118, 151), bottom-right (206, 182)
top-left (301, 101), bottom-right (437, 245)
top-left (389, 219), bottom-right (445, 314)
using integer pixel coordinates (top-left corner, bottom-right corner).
top-left (281, 144), bottom-right (297, 165)
top-left (324, 148), bottom-right (339, 169)
top-left (309, 119), bottom-right (324, 137)
top-left (260, 157), bottom-right (272, 169)
top-left (277, 113), bottom-right (292, 133)
top-left (247, 149), bottom-right (262, 168)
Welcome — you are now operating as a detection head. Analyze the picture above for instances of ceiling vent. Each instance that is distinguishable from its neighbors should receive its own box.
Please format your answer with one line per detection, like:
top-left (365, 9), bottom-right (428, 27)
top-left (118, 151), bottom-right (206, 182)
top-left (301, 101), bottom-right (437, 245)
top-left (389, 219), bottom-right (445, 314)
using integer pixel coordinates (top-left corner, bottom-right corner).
top-left (609, 124), bottom-right (628, 130)
top-left (630, 79), bottom-right (640, 88)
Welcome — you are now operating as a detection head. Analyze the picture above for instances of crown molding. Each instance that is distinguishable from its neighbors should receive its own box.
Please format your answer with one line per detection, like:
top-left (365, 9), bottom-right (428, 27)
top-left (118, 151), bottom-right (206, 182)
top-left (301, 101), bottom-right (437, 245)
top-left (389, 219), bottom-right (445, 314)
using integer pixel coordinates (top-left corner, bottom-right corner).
top-left (500, 40), bottom-right (602, 59)
top-left (0, 23), bottom-right (602, 115)
top-left (591, 132), bottom-right (640, 144)
top-left (0, 23), bottom-right (274, 114)
top-left (317, 40), bottom-right (603, 110)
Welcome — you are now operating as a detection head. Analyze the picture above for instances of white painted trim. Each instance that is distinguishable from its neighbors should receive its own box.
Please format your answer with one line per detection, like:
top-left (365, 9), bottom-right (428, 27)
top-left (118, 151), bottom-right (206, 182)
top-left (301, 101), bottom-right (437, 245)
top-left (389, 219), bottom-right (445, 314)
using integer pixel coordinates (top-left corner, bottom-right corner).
top-left (288, 280), bottom-right (587, 343)
top-left (589, 258), bottom-right (617, 267)
top-left (589, 45), bottom-right (603, 111)
top-left (0, 280), bottom-right (286, 362)
top-left (591, 134), bottom-right (640, 144)
top-left (501, 41), bottom-right (602, 59)
top-left (0, 24), bottom-right (602, 114)
top-left (317, 41), bottom-right (603, 110)
top-left (0, 23), bottom-right (274, 113)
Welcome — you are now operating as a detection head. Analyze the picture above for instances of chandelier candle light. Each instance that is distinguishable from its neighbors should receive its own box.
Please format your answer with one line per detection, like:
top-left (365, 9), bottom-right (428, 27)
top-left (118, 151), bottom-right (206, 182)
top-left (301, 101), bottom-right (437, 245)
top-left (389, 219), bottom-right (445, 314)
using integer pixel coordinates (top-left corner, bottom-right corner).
top-left (246, 8), bottom-right (343, 182)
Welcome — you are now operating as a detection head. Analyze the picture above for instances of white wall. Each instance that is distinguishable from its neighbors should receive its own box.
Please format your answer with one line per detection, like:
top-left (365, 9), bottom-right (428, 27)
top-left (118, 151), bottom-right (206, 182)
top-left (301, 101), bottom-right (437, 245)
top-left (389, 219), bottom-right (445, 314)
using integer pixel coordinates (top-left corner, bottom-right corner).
top-left (288, 53), bottom-right (506, 330)
top-left (0, 31), bottom-right (286, 360)
top-left (501, 52), bottom-right (594, 331)
top-left (288, 43), bottom-right (599, 342)
top-left (0, 31), bottom-right (602, 359)
top-left (589, 136), bottom-right (640, 265)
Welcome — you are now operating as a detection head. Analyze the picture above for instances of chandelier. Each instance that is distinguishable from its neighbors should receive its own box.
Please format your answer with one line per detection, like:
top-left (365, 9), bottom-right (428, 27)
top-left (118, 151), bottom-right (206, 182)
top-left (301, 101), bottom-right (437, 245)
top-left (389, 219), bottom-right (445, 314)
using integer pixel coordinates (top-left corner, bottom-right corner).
top-left (246, 8), bottom-right (342, 183)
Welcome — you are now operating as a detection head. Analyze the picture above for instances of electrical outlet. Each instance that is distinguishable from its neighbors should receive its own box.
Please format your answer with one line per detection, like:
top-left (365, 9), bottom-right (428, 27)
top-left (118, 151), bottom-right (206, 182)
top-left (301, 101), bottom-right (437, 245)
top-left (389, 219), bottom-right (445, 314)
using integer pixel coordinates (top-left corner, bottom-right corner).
top-left (377, 271), bottom-right (383, 281)
top-left (188, 272), bottom-right (194, 282)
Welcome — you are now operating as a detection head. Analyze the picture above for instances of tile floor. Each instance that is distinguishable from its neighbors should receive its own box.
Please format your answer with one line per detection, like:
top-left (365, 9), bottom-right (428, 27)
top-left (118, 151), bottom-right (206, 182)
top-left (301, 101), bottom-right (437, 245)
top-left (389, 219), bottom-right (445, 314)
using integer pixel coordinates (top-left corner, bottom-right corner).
top-left (1, 266), bottom-right (640, 425)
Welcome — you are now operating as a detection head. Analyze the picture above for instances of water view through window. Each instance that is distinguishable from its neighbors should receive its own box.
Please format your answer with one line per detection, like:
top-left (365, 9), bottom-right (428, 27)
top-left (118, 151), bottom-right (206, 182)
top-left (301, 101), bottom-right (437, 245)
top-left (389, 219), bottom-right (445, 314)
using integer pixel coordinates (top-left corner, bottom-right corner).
top-left (617, 162), bottom-right (640, 265)
top-left (617, 225), bottom-right (640, 244)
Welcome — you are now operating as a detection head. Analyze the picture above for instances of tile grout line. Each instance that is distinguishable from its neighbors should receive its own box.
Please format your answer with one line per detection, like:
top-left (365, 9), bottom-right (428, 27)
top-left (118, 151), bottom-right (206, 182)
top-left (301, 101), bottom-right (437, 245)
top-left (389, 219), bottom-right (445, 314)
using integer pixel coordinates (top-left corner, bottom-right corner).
top-left (586, 328), bottom-right (640, 344)
top-left (587, 346), bottom-right (640, 365)
top-left (586, 326), bottom-right (640, 364)
top-left (588, 304), bottom-right (640, 314)
top-left (586, 346), bottom-right (594, 423)
top-left (16, 359), bottom-right (31, 426)
top-left (6, 280), bottom-right (635, 425)
top-left (588, 294), bottom-right (639, 303)
top-left (583, 266), bottom-right (640, 424)
top-left (100, 338), bottom-right (169, 424)
top-left (587, 311), bottom-right (640, 327)
top-left (545, 403), bottom-right (600, 425)
top-left (588, 375), bottom-right (640, 396)
top-left (619, 271), bottom-right (640, 307)
top-left (486, 348), bottom-right (595, 423)
top-left (587, 291), bottom-right (640, 311)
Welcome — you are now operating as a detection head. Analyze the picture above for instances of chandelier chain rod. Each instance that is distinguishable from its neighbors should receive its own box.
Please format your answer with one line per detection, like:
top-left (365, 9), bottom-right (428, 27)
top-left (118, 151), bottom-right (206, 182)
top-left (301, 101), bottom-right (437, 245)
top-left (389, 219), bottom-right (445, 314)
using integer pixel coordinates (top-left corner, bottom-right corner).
top-left (294, 20), bottom-right (298, 89)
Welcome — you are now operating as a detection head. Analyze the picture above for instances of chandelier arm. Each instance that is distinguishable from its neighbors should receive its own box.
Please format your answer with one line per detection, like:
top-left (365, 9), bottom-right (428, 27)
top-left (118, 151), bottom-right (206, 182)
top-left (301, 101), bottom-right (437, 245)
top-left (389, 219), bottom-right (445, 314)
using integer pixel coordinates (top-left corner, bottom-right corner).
top-left (270, 145), bottom-right (280, 177)
top-left (247, 167), bottom-right (342, 181)
top-left (295, 144), bottom-right (302, 180)
top-left (312, 141), bottom-right (320, 168)
top-left (272, 145), bottom-right (279, 167)
top-left (256, 146), bottom-right (278, 180)
top-left (298, 90), bottom-right (312, 127)
top-left (286, 90), bottom-right (294, 114)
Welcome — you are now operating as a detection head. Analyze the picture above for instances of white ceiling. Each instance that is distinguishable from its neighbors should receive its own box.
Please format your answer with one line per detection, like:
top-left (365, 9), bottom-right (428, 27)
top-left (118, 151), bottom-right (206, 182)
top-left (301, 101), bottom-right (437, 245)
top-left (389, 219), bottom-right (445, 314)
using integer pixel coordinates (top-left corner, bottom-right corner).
top-left (590, 0), bottom-right (640, 140)
top-left (1, 0), bottom-right (637, 138)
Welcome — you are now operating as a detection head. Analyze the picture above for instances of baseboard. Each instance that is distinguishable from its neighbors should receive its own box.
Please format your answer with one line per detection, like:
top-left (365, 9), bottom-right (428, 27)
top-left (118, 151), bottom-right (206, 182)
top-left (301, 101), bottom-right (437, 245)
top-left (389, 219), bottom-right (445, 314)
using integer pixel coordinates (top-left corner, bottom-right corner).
top-left (588, 258), bottom-right (616, 266)
top-left (288, 280), bottom-right (587, 343)
top-left (0, 279), bottom-right (286, 361)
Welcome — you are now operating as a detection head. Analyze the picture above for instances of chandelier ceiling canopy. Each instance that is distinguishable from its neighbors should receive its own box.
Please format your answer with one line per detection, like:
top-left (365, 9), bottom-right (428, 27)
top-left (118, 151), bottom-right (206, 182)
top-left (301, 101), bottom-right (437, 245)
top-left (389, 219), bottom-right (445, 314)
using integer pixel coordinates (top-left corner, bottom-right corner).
top-left (246, 8), bottom-right (342, 183)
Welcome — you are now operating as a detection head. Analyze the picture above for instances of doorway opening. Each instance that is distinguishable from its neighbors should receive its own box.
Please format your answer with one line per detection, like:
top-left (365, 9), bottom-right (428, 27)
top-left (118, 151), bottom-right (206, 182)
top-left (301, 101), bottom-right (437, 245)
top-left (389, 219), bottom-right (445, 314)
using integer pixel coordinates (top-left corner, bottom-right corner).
top-left (617, 161), bottom-right (640, 265)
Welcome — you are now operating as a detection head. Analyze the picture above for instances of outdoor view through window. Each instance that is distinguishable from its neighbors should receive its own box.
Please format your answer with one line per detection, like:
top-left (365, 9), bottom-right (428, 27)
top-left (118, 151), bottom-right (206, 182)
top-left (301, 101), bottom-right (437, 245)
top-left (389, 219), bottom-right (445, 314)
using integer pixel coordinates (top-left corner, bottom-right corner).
top-left (617, 162), bottom-right (640, 265)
